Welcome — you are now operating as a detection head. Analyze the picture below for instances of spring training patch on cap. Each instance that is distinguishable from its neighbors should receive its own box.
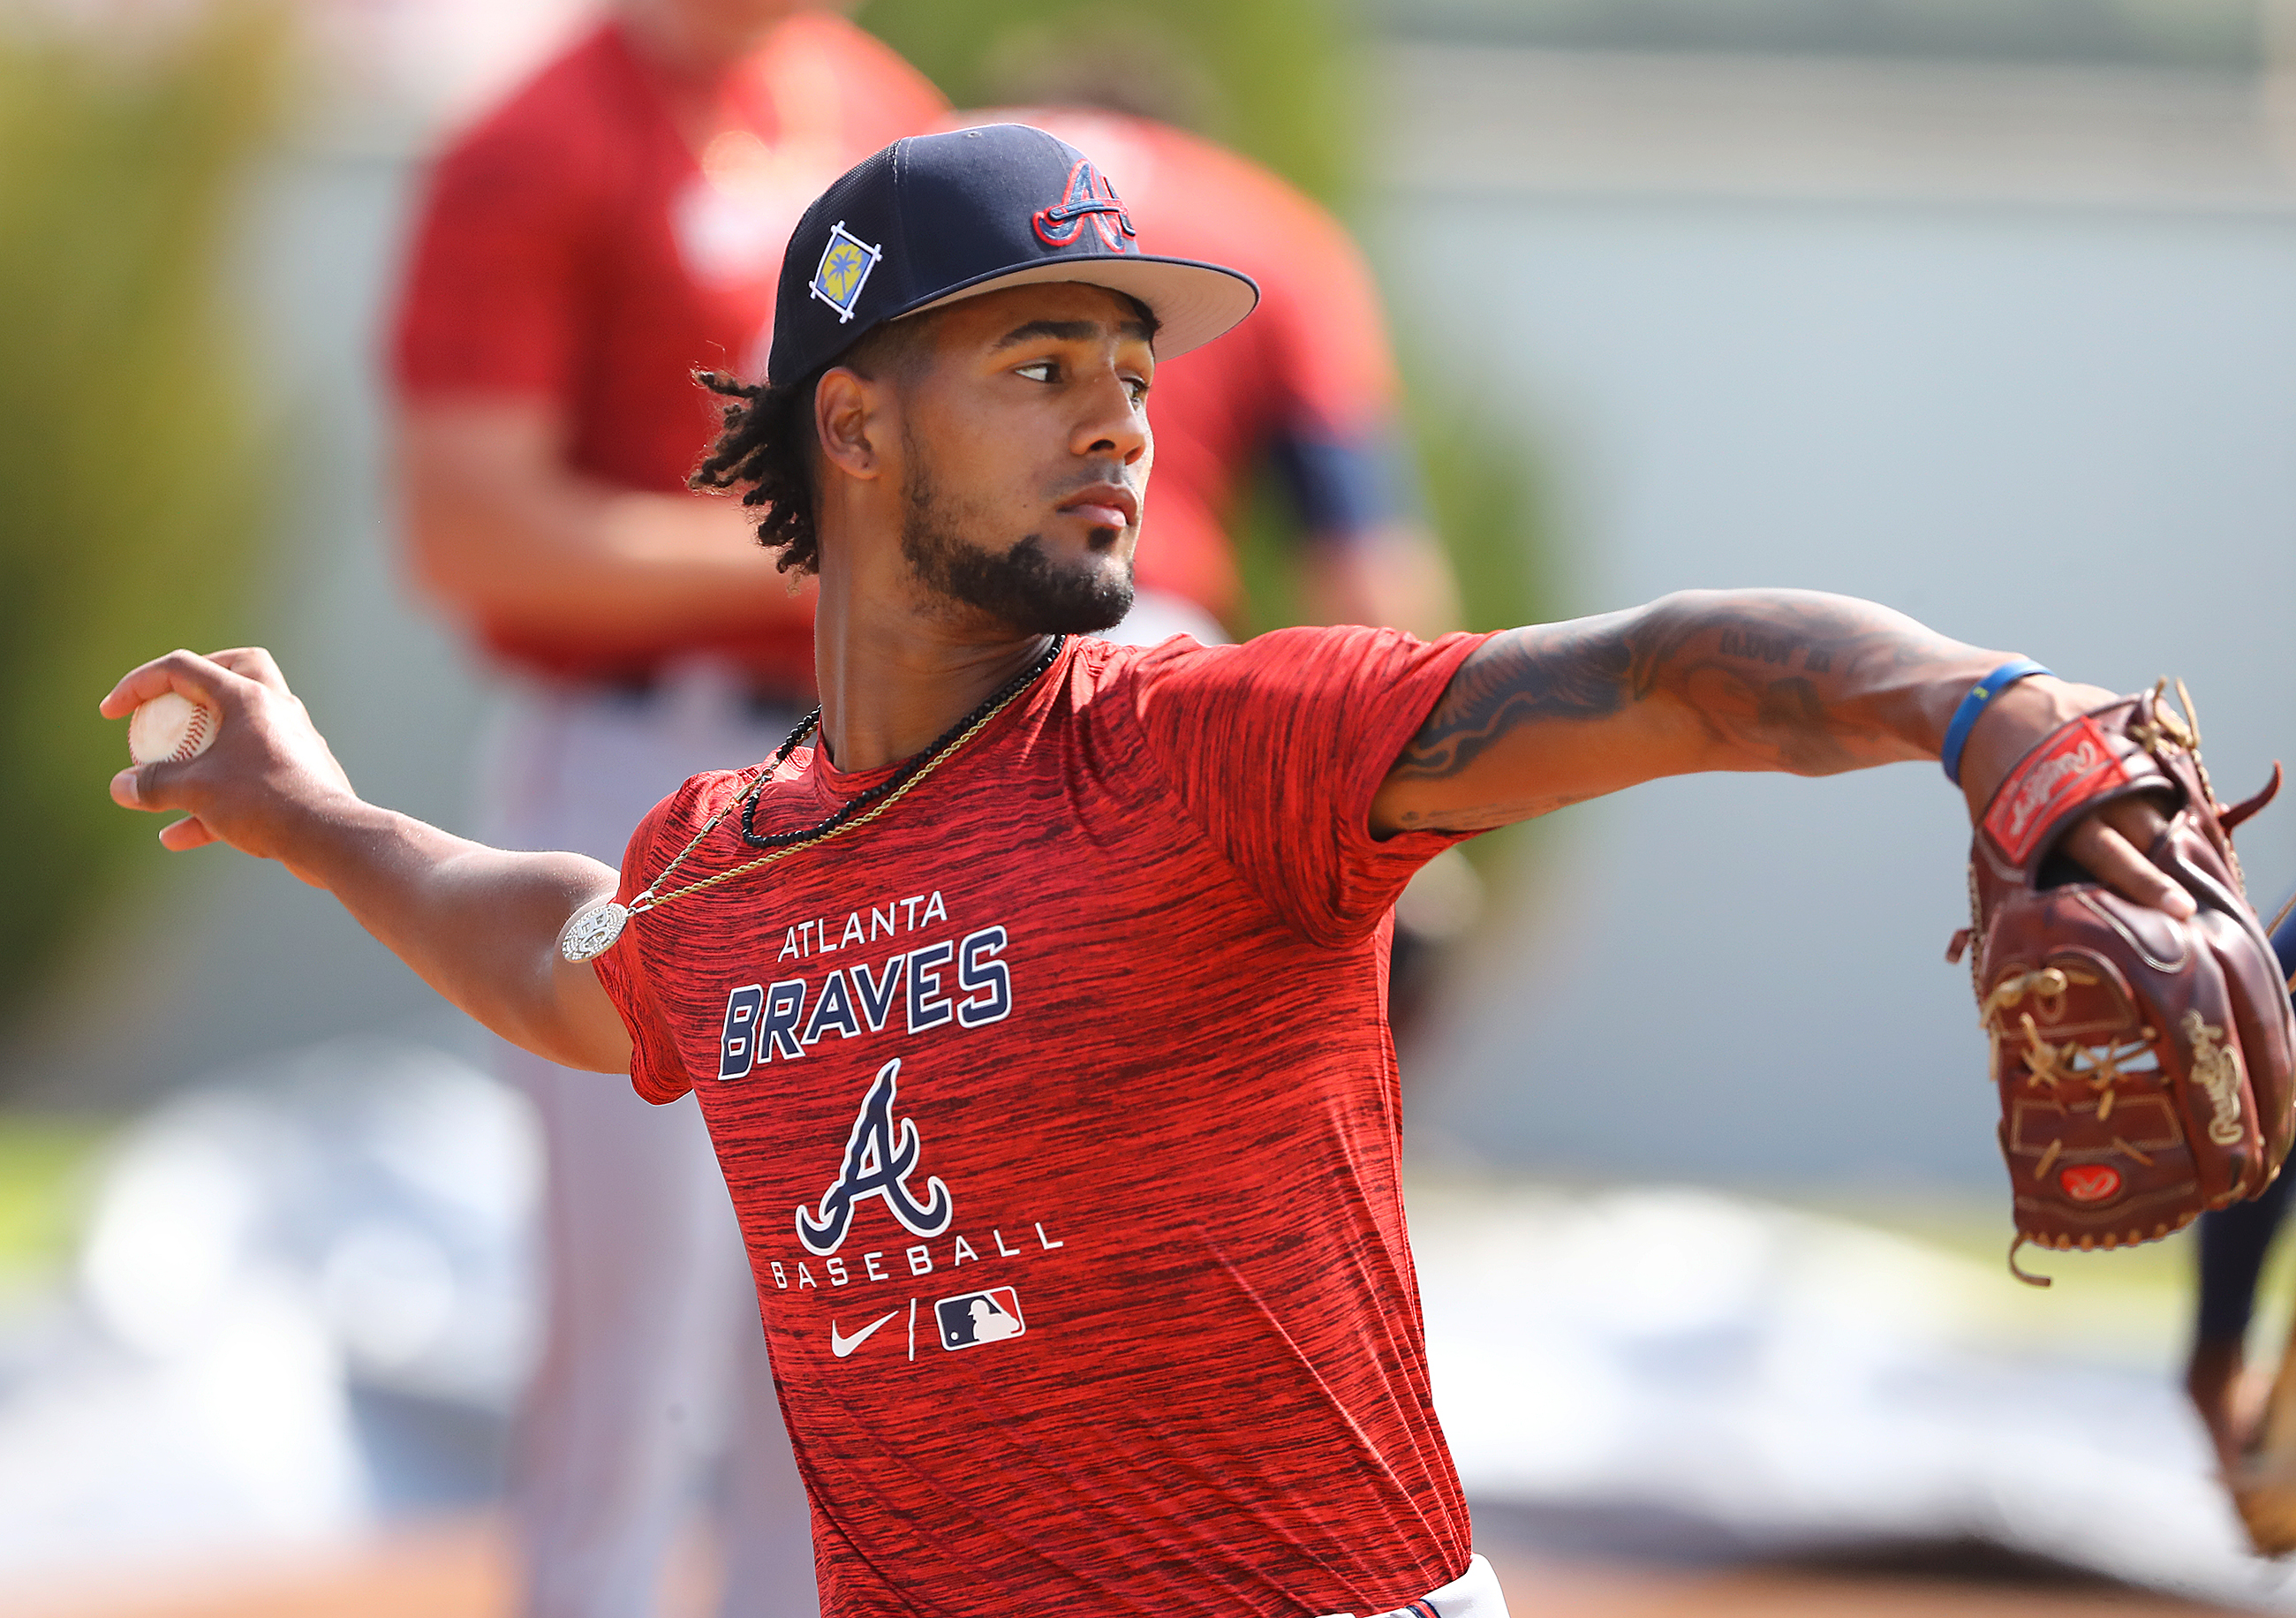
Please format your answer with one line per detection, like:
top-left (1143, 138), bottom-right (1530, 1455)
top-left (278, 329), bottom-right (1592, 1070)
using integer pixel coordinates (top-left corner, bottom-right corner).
top-left (810, 220), bottom-right (881, 323)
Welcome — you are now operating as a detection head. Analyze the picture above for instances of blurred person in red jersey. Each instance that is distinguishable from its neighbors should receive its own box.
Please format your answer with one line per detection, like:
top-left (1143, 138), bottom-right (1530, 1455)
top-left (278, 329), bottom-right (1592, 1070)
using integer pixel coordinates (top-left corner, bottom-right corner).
top-left (389, 4), bottom-right (943, 1614)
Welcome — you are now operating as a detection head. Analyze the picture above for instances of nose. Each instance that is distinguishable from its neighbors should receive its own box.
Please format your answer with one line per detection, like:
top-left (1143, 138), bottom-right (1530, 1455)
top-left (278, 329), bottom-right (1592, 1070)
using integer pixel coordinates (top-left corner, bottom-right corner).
top-left (1069, 366), bottom-right (1150, 467)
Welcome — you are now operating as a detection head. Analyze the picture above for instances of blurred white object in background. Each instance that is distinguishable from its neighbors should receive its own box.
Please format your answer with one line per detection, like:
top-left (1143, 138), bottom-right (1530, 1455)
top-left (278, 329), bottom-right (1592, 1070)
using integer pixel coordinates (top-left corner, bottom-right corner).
top-left (1411, 1183), bottom-right (2278, 1607)
top-left (0, 1037), bottom-right (539, 1578)
top-left (1396, 846), bottom-right (1487, 945)
top-left (78, 1037), bottom-right (539, 1409)
top-left (0, 1269), bottom-right (359, 1576)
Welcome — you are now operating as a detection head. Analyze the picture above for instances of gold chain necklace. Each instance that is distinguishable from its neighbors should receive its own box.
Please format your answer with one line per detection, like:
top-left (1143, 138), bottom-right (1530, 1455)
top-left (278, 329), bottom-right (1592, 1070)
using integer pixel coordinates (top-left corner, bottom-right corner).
top-left (558, 638), bottom-right (1066, 964)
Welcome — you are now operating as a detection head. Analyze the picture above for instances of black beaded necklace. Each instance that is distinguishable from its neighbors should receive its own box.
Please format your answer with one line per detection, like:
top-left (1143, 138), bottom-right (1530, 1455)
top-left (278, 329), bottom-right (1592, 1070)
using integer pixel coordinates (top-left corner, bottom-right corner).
top-left (555, 634), bottom-right (1068, 964)
top-left (739, 632), bottom-right (1067, 849)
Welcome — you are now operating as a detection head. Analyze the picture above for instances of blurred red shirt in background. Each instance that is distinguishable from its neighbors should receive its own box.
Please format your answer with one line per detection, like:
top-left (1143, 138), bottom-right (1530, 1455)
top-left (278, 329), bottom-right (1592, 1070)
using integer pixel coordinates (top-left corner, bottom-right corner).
top-left (393, 13), bottom-right (944, 689)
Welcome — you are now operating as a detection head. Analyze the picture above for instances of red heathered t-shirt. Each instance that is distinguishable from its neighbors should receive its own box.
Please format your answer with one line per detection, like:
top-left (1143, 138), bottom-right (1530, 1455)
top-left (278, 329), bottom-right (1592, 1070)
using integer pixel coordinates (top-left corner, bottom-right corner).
top-left (955, 109), bottom-right (1409, 623)
top-left (390, 17), bottom-right (946, 689)
top-left (594, 626), bottom-right (1485, 1617)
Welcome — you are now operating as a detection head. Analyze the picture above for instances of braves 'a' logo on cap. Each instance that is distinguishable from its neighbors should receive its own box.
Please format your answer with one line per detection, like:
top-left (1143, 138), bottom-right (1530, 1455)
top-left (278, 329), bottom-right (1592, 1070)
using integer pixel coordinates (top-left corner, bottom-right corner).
top-left (1031, 160), bottom-right (1137, 254)
top-left (810, 219), bottom-right (883, 323)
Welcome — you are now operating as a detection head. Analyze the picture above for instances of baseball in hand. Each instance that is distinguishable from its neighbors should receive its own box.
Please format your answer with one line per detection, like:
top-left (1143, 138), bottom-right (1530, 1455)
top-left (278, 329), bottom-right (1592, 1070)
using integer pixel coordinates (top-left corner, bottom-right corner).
top-left (127, 692), bottom-right (218, 766)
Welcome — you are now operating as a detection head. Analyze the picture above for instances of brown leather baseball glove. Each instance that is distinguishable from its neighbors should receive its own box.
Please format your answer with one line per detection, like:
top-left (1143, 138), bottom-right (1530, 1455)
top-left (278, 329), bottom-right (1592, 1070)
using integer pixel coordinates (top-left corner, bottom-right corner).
top-left (1949, 683), bottom-right (2296, 1284)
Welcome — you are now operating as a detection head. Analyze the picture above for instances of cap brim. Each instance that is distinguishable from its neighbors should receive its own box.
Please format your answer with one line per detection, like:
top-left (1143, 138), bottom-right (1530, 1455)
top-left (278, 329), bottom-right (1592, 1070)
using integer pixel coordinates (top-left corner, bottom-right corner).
top-left (895, 254), bottom-right (1258, 360)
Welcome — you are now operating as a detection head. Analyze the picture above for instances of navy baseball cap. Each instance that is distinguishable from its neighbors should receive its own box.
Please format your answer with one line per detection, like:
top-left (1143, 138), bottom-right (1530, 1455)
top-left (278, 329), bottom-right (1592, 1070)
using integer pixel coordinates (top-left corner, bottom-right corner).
top-left (767, 124), bottom-right (1259, 386)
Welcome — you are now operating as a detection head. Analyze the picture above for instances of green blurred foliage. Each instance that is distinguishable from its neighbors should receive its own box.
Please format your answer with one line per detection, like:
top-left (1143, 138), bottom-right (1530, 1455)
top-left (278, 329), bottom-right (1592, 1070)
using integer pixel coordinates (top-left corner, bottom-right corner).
top-left (855, 0), bottom-right (1359, 206)
top-left (0, 1115), bottom-right (107, 1293)
top-left (0, 4), bottom-right (283, 1036)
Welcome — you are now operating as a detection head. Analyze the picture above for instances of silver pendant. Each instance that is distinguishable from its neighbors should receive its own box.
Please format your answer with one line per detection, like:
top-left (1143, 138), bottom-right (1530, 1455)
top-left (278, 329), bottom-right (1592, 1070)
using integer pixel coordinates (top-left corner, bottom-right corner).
top-left (560, 900), bottom-right (631, 964)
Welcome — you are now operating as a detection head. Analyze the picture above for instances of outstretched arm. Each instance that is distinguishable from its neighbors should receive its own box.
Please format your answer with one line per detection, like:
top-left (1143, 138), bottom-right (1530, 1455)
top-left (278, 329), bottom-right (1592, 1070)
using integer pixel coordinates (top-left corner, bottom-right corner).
top-left (1370, 588), bottom-right (2193, 916)
top-left (101, 648), bottom-right (632, 1072)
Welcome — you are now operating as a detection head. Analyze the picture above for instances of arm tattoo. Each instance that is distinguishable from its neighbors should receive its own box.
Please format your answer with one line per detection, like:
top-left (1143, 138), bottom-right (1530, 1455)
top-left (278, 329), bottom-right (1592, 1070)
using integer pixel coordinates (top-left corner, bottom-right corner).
top-left (1391, 590), bottom-right (1973, 803)
top-left (1390, 616), bottom-right (1633, 782)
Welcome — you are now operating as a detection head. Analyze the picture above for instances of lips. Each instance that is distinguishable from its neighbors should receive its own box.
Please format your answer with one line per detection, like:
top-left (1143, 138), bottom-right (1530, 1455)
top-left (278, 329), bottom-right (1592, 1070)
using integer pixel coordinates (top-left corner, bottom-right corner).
top-left (1058, 483), bottom-right (1138, 530)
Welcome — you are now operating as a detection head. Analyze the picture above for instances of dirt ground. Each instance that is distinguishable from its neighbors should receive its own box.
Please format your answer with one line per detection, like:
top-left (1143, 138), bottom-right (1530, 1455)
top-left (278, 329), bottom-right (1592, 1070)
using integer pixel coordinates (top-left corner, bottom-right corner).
top-left (0, 1516), bottom-right (2254, 1618)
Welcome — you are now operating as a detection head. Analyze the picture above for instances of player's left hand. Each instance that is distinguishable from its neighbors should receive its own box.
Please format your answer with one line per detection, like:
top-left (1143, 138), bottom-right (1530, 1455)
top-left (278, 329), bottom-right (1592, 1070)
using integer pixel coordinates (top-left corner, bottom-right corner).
top-left (1953, 672), bottom-right (2193, 919)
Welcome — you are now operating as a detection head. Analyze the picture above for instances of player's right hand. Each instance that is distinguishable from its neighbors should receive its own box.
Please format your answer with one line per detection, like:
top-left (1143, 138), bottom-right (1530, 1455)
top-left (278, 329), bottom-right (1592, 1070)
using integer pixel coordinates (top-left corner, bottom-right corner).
top-left (101, 647), bottom-right (359, 883)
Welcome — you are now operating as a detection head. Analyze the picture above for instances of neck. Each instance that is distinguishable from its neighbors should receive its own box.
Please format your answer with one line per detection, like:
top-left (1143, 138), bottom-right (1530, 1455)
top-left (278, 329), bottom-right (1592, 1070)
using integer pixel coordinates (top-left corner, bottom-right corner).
top-left (811, 536), bottom-right (1055, 773)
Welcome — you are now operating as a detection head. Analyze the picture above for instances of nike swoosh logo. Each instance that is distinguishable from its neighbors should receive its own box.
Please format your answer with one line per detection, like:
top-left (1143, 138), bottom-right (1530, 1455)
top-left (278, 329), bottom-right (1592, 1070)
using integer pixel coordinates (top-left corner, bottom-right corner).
top-left (830, 1309), bottom-right (901, 1358)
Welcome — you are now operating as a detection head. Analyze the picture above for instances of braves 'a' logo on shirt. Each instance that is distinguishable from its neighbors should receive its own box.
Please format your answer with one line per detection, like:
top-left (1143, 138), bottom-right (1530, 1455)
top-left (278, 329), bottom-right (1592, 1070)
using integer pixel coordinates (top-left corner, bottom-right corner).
top-left (797, 1057), bottom-right (955, 1255)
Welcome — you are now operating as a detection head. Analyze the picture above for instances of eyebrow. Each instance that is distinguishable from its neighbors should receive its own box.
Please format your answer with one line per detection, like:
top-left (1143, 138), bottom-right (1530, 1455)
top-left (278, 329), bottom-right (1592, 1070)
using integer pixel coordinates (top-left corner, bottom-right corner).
top-left (991, 317), bottom-right (1158, 350)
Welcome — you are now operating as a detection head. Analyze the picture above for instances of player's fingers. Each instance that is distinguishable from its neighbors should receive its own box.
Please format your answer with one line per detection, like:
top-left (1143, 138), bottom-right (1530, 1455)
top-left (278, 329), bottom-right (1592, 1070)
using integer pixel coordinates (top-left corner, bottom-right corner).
top-left (2100, 793), bottom-right (2173, 851)
top-left (112, 748), bottom-right (219, 816)
top-left (2063, 814), bottom-right (2197, 919)
top-left (98, 648), bottom-right (244, 720)
top-left (111, 765), bottom-right (186, 814)
top-left (203, 646), bottom-right (290, 692)
top-left (157, 815), bottom-right (217, 852)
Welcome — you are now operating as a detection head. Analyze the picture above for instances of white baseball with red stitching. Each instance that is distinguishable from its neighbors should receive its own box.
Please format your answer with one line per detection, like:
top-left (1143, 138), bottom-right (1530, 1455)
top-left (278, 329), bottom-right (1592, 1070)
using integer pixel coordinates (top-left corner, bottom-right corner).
top-left (127, 691), bottom-right (218, 765)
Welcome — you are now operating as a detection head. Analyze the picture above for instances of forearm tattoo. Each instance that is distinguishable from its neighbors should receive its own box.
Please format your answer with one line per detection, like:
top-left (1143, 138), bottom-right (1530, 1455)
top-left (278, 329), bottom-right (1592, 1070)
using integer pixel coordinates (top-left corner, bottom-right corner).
top-left (1387, 591), bottom-right (1971, 827)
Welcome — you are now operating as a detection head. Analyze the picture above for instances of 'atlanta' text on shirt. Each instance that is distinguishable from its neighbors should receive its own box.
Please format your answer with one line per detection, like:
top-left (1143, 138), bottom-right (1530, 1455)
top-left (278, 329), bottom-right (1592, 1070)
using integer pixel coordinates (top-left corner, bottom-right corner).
top-left (780, 889), bottom-right (950, 960)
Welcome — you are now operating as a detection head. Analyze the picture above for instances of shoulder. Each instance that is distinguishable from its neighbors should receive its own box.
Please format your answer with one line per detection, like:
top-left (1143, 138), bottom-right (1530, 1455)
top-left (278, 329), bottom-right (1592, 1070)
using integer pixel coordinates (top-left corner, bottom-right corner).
top-left (1062, 631), bottom-right (1228, 706)
top-left (1123, 626), bottom-right (1487, 751)
top-left (1134, 624), bottom-right (1445, 692)
top-left (623, 767), bottom-right (757, 881)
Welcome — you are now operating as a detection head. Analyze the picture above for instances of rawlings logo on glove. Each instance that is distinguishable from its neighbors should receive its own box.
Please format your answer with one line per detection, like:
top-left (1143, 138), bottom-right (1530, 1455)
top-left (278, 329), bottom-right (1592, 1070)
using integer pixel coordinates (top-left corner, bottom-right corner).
top-left (1983, 717), bottom-right (2134, 864)
top-left (1952, 684), bottom-right (2295, 1285)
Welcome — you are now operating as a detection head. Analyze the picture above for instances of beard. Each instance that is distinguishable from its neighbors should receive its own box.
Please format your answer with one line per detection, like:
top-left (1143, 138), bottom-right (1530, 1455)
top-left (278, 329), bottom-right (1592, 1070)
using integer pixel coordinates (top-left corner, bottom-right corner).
top-left (898, 437), bottom-right (1135, 635)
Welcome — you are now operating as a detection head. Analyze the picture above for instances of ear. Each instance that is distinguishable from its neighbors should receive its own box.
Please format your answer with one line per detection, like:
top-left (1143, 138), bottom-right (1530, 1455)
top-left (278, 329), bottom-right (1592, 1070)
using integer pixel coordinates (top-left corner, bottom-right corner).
top-left (814, 367), bottom-right (887, 482)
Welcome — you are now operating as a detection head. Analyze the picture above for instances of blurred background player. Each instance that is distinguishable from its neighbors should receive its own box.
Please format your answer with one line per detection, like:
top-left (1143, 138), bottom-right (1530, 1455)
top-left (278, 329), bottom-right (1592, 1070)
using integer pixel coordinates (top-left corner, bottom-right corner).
top-left (388, 3), bottom-right (943, 1614)
top-left (2186, 903), bottom-right (2296, 1483)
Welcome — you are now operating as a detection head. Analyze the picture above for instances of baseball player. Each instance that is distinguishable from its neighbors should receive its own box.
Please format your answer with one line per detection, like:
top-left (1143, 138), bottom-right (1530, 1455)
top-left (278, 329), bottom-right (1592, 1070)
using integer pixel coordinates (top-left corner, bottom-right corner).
top-left (389, 4), bottom-right (941, 1613)
top-left (112, 126), bottom-right (2207, 1616)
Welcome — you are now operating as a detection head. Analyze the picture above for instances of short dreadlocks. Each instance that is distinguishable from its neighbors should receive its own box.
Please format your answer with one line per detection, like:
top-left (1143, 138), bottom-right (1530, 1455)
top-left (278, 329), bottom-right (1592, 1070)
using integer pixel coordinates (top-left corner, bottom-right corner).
top-left (690, 316), bottom-right (934, 577)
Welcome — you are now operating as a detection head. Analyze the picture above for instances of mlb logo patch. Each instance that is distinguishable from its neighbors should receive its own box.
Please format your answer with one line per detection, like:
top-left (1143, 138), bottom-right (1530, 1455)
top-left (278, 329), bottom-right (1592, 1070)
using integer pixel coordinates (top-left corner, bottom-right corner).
top-left (810, 220), bottom-right (881, 323)
top-left (935, 1286), bottom-right (1025, 1350)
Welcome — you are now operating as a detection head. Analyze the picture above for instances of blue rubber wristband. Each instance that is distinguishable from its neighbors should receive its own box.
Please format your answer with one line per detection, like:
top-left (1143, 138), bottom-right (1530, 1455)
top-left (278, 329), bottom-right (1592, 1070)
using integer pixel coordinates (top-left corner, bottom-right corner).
top-left (1941, 658), bottom-right (2053, 787)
